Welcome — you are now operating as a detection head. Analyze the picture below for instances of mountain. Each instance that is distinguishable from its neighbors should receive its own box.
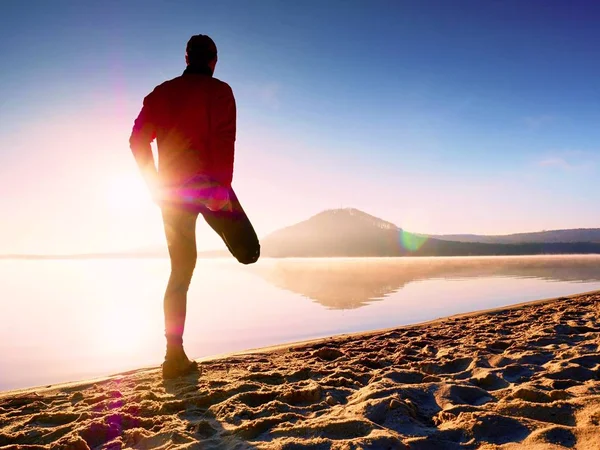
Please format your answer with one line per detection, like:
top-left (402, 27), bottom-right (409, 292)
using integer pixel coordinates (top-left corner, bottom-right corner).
top-left (428, 229), bottom-right (600, 244)
top-left (260, 208), bottom-right (600, 257)
top-left (261, 209), bottom-right (402, 257)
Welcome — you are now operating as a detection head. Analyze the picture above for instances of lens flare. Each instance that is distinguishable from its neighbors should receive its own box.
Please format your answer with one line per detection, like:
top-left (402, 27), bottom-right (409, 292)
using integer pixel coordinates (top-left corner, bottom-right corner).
top-left (400, 230), bottom-right (428, 252)
top-left (162, 178), bottom-right (232, 212)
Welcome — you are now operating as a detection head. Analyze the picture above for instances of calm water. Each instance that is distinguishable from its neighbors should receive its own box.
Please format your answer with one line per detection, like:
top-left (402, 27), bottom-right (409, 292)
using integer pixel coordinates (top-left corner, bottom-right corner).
top-left (2, 255), bottom-right (600, 391)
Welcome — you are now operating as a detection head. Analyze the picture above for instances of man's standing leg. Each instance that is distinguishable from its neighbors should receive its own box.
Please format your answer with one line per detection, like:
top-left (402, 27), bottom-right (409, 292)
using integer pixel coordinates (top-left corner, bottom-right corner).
top-left (161, 205), bottom-right (199, 378)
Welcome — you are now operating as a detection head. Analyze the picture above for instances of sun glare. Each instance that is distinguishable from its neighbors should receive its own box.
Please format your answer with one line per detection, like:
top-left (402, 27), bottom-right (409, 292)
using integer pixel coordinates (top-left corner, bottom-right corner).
top-left (104, 174), bottom-right (151, 212)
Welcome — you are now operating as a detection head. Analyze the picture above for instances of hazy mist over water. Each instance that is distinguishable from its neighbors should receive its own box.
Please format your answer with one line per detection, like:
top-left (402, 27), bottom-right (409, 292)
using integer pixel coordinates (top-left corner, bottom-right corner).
top-left (2, 255), bottom-right (600, 391)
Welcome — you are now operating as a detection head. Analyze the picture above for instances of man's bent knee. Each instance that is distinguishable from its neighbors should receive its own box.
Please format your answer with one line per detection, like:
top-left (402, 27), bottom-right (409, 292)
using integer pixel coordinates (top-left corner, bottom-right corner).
top-left (236, 244), bottom-right (260, 265)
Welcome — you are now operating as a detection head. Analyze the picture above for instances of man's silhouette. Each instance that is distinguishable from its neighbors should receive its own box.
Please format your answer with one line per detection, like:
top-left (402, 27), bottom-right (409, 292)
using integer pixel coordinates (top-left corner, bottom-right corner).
top-left (129, 35), bottom-right (260, 379)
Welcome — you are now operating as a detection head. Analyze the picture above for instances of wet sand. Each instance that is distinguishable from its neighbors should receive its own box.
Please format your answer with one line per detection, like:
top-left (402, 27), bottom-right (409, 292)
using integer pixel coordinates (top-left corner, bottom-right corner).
top-left (2, 292), bottom-right (600, 449)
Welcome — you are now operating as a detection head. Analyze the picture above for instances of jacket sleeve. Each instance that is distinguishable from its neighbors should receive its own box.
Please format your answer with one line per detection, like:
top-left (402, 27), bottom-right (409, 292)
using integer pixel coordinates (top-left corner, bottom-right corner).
top-left (129, 93), bottom-right (158, 178)
top-left (211, 82), bottom-right (236, 186)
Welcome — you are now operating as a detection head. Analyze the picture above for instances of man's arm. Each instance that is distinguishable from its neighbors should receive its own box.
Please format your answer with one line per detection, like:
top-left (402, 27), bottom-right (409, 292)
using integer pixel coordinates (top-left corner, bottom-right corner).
top-left (129, 93), bottom-right (160, 199)
top-left (211, 82), bottom-right (236, 187)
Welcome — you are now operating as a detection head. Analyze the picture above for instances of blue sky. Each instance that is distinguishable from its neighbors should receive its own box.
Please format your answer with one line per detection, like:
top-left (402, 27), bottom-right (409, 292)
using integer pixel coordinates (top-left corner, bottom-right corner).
top-left (1, 0), bottom-right (600, 253)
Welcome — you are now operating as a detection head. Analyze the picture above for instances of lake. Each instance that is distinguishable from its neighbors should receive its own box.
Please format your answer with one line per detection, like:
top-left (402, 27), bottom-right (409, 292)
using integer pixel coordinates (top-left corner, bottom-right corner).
top-left (2, 255), bottom-right (600, 391)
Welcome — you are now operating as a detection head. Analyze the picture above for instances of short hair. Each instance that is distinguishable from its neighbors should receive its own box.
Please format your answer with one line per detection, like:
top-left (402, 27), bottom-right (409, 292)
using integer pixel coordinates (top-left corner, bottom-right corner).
top-left (186, 35), bottom-right (218, 66)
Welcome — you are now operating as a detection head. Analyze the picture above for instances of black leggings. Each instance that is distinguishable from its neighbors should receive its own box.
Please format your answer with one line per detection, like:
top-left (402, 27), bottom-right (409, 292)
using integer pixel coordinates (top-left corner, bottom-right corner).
top-left (161, 188), bottom-right (260, 345)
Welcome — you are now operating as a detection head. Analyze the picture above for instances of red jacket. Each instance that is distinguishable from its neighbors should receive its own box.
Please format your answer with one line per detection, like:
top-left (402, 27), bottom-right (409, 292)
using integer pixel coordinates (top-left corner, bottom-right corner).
top-left (130, 67), bottom-right (236, 187)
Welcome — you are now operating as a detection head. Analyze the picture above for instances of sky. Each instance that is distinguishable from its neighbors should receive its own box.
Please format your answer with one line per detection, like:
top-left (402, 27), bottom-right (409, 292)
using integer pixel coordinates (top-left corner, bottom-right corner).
top-left (1, 0), bottom-right (600, 254)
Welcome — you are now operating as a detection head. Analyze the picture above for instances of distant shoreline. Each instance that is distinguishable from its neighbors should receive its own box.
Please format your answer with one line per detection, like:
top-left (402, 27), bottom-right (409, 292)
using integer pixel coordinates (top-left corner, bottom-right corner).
top-left (3, 252), bottom-right (600, 261)
top-left (0, 254), bottom-right (170, 260)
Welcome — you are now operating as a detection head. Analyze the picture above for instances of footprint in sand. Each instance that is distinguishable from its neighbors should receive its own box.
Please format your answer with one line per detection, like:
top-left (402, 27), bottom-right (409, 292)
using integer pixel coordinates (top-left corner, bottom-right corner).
top-left (550, 379), bottom-right (581, 390)
top-left (272, 418), bottom-right (373, 440)
top-left (464, 413), bottom-right (531, 445)
top-left (279, 382), bottom-right (323, 406)
top-left (27, 412), bottom-right (80, 427)
top-left (497, 402), bottom-right (576, 426)
top-left (512, 351), bottom-right (554, 366)
top-left (470, 370), bottom-right (509, 391)
top-left (379, 369), bottom-right (425, 385)
top-left (504, 387), bottom-right (554, 403)
top-left (243, 371), bottom-right (286, 385)
top-left (569, 353), bottom-right (600, 368)
top-left (434, 384), bottom-right (493, 410)
top-left (419, 357), bottom-right (473, 375)
top-left (544, 364), bottom-right (597, 382)
top-left (524, 425), bottom-right (577, 447)
top-left (487, 354), bottom-right (514, 368)
top-left (313, 347), bottom-right (345, 361)
top-left (486, 340), bottom-right (512, 353)
top-left (186, 420), bottom-right (217, 438)
top-left (502, 364), bottom-right (538, 383)
top-left (235, 390), bottom-right (279, 408)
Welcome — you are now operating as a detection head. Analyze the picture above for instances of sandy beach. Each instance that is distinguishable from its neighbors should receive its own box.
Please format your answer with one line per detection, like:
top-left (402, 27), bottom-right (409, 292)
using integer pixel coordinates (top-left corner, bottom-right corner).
top-left (2, 292), bottom-right (600, 450)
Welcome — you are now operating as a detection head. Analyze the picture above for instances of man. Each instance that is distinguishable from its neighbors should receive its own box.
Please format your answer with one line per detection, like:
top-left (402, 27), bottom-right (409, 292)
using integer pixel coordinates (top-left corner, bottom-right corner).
top-left (129, 35), bottom-right (260, 379)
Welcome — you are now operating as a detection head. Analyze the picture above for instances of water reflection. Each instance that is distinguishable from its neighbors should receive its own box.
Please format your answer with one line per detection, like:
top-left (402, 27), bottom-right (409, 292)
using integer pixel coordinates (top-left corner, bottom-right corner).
top-left (251, 256), bottom-right (600, 309)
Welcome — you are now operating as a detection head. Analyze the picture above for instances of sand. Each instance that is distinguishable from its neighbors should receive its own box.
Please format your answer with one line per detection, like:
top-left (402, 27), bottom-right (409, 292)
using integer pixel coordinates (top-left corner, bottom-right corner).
top-left (2, 293), bottom-right (600, 450)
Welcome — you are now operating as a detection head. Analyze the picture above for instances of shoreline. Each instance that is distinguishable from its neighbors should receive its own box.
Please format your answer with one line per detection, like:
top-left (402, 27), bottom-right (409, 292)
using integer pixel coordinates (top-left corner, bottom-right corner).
top-left (3, 288), bottom-right (599, 399)
top-left (4, 253), bottom-right (600, 261)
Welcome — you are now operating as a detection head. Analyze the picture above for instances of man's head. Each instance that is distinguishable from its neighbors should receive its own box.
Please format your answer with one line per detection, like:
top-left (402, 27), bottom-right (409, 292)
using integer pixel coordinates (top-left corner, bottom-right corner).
top-left (185, 35), bottom-right (218, 73)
